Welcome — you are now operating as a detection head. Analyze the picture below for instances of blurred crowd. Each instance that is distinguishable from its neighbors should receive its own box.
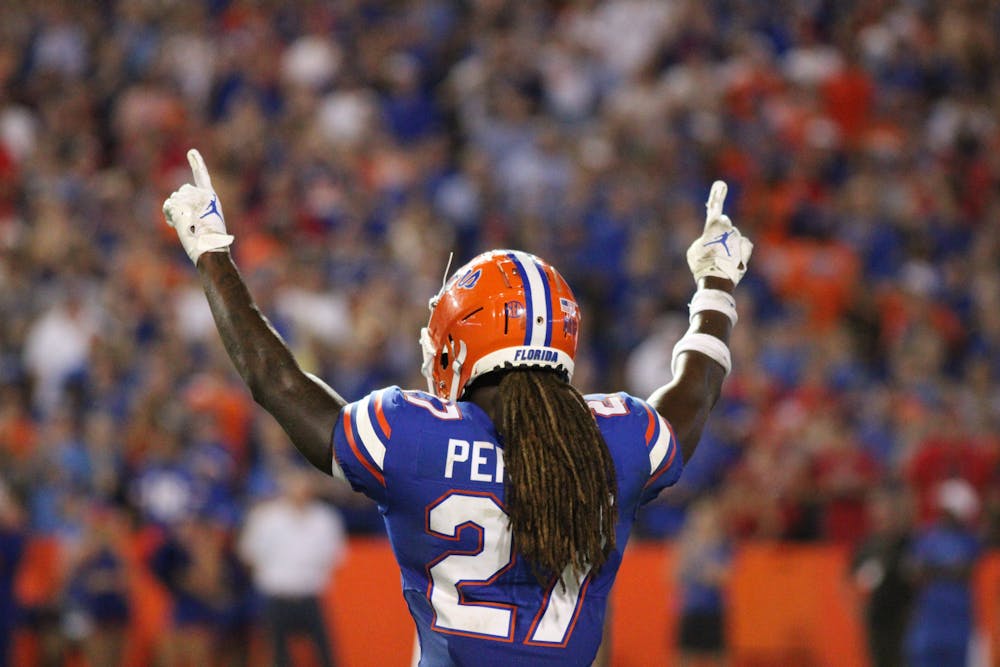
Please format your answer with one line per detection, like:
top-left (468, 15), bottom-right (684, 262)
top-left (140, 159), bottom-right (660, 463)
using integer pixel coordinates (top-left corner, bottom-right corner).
top-left (1, 0), bottom-right (999, 663)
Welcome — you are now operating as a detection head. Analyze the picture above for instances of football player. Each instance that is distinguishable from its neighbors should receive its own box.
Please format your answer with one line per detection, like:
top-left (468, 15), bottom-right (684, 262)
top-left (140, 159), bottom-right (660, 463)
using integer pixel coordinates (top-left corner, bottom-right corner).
top-left (163, 149), bottom-right (752, 666)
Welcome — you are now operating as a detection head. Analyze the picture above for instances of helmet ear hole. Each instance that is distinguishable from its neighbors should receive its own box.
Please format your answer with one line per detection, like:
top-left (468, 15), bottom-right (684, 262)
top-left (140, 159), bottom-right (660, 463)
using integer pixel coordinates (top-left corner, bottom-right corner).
top-left (442, 335), bottom-right (454, 369)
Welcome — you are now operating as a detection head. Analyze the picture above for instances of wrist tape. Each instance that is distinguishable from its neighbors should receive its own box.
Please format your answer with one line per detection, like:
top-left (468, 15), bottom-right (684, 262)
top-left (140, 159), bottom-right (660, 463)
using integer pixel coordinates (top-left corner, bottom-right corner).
top-left (688, 289), bottom-right (738, 326)
top-left (671, 332), bottom-right (732, 376)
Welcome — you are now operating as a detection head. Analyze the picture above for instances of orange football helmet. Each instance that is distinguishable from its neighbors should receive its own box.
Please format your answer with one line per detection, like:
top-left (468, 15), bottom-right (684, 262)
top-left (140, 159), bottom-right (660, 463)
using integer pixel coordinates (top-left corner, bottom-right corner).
top-left (420, 250), bottom-right (581, 401)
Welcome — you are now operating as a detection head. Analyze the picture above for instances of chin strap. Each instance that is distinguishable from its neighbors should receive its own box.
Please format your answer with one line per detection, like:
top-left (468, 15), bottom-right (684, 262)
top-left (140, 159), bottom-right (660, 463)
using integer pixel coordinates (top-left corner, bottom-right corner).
top-left (448, 340), bottom-right (468, 402)
top-left (419, 327), bottom-right (436, 393)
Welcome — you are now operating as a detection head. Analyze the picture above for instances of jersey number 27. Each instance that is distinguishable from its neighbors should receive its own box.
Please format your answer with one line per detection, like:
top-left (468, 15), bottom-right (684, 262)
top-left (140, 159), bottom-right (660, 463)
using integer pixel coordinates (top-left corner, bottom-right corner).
top-left (426, 492), bottom-right (589, 646)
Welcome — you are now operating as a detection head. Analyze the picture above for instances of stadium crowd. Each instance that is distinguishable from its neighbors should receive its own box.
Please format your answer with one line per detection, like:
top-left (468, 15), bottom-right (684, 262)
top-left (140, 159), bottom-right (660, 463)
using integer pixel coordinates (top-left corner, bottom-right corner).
top-left (0, 0), bottom-right (998, 664)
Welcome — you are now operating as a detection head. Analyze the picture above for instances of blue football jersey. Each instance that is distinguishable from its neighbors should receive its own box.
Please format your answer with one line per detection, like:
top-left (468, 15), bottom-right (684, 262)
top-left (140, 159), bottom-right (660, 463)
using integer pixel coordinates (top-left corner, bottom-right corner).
top-left (332, 386), bottom-right (682, 666)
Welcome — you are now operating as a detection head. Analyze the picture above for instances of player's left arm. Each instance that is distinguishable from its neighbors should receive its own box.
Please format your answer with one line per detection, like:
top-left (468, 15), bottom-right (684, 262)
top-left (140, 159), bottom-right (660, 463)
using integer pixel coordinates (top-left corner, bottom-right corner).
top-left (163, 149), bottom-right (346, 477)
top-left (648, 181), bottom-right (752, 463)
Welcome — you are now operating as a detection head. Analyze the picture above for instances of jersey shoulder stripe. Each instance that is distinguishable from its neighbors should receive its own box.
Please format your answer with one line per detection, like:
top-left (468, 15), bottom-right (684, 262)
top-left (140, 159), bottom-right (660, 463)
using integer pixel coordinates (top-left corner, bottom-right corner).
top-left (584, 393), bottom-right (683, 499)
top-left (341, 402), bottom-right (386, 486)
top-left (374, 389), bottom-right (393, 437)
top-left (641, 403), bottom-right (678, 488)
top-left (354, 392), bottom-right (389, 469)
top-left (332, 387), bottom-right (409, 501)
top-left (642, 402), bottom-right (656, 446)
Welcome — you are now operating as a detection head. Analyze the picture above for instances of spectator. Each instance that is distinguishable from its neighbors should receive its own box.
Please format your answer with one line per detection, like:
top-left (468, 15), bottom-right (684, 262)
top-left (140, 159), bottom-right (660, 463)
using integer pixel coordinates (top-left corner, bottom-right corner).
top-left (809, 409), bottom-right (881, 546)
top-left (674, 497), bottom-right (733, 667)
top-left (22, 289), bottom-right (98, 416)
top-left (130, 424), bottom-right (199, 529)
top-left (239, 471), bottom-right (346, 667)
top-left (62, 506), bottom-right (130, 667)
top-left (851, 487), bottom-right (914, 667)
top-left (906, 410), bottom-right (996, 525)
top-left (904, 479), bottom-right (982, 667)
top-left (0, 480), bottom-right (26, 667)
top-left (150, 514), bottom-right (250, 667)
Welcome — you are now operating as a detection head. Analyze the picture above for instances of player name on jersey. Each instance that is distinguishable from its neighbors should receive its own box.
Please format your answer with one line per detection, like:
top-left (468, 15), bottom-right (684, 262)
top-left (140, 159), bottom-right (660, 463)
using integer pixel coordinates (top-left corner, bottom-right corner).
top-left (444, 438), bottom-right (505, 483)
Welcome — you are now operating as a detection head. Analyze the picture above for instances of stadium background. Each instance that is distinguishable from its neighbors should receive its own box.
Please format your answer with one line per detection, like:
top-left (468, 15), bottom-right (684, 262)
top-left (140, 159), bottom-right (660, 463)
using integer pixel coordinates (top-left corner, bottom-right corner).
top-left (1, 0), bottom-right (999, 665)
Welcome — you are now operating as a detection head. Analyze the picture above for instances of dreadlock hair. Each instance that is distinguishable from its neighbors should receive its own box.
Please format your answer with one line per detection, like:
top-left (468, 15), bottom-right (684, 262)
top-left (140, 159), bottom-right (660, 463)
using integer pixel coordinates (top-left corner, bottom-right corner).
top-left (495, 368), bottom-right (617, 583)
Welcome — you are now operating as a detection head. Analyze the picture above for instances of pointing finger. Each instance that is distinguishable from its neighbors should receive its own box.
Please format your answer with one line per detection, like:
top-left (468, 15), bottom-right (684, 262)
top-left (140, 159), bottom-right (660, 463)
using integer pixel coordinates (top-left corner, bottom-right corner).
top-left (187, 149), bottom-right (213, 189)
top-left (705, 180), bottom-right (728, 226)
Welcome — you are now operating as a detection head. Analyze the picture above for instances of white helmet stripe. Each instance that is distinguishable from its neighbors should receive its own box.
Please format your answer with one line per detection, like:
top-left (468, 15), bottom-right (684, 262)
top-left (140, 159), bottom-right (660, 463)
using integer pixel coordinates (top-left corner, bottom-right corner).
top-left (508, 251), bottom-right (549, 347)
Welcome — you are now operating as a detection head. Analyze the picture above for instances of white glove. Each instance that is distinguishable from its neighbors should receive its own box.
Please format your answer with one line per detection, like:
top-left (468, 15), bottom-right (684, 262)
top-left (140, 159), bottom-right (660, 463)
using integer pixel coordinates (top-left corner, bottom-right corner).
top-left (163, 149), bottom-right (234, 265)
top-left (686, 181), bottom-right (753, 286)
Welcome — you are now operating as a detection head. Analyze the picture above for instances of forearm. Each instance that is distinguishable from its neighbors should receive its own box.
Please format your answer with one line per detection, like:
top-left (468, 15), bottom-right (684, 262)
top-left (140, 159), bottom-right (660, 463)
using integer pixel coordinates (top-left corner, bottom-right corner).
top-left (197, 251), bottom-right (345, 474)
top-left (198, 252), bottom-right (291, 393)
top-left (648, 276), bottom-right (733, 462)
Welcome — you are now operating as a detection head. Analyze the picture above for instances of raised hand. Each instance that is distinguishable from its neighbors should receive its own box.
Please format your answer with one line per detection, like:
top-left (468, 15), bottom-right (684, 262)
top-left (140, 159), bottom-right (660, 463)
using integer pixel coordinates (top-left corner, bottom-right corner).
top-left (685, 181), bottom-right (753, 286)
top-left (163, 149), bottom-right (234, 265)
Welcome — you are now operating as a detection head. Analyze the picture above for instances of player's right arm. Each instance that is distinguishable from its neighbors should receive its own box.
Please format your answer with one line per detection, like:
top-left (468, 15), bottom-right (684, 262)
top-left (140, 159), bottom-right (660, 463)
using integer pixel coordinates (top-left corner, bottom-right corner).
top-left (648, 181), bottom-right (752, 463)
top-left (163, 149), bottom-right (346, 477)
